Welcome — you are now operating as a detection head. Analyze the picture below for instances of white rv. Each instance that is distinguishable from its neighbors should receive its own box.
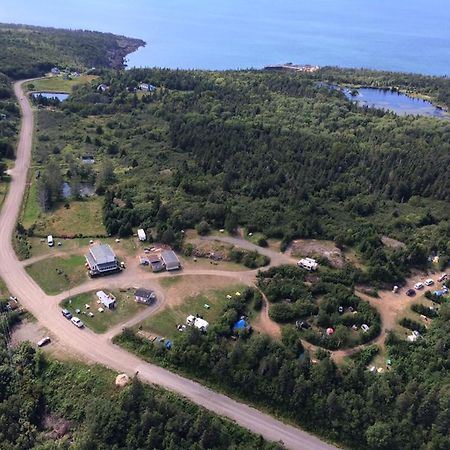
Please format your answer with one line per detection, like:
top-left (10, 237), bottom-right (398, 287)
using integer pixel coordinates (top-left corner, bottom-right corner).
top-left (298, 257), bottom-right (318, 271)
top-left (186, 315), bottom-right (209, 332)
top-left (137, 229), bottom-right (146, 241)
top-left (47, 235), bottom-right (54, 247)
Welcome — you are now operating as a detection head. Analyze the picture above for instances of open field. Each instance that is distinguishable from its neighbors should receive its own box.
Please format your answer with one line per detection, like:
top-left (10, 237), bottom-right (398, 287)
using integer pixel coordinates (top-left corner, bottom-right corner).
top-left (28, 75), bottom-right (98, 93)
top-left (141, 282), bottom-right (246, 339)
top-left (25, 254), bottom-right (87, 294)
top-left (23, 196), bottom-right (106, 238)
top-left (61, 289), bottom-right (148, 333)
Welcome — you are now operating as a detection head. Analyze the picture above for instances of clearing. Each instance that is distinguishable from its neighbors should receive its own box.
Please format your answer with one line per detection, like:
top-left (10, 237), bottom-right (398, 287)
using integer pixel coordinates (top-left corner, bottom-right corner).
top-left (28, 75), bottom-right (97, 93)
top-left (25, 255), bottom-right (87, 295)
top-left (60, 289), bottom-right (151, 333)
top-left (290, 239), bottom-right (345, 268)
top-left (140, 277), bottom-right (247, 339)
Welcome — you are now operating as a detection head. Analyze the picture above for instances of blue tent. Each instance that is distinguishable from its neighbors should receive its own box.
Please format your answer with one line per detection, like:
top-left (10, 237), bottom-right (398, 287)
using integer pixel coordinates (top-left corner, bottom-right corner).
top-left (234, 319), bottom-right (247, 330)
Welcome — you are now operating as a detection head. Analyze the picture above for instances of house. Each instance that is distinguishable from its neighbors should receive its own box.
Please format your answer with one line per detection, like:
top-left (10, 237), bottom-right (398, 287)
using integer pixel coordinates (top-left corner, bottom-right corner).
top-left (186, 315), bottom-right (209, 332)
top-left (85, 244), bottom-right (120, 276)
top-left (134, 288), bottom-right (156, 305)
top-left (161, 250), bottom-right (181, 271)
top-left (148, 254), bottom-right (165, 272)
top-left (81, 155), bottom-right (95, 164)
top-left (298, 257), bottom-right (318, 271)
top-left (137, 229), bottom-right (146, 241)
top-left (97, 83), bottom-right (108, 92)
top-left (96, 290), bottom-right (116, 309)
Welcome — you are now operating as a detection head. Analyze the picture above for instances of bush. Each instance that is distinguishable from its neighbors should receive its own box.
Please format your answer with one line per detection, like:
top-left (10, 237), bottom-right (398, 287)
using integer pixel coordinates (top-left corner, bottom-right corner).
top-left (195, 220), bottom-right (210, 236)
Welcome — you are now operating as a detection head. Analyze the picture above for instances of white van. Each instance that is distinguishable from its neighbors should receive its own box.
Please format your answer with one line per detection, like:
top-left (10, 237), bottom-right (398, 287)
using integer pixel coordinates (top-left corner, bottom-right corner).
top-left (47, 235), bottom-right (54, 247)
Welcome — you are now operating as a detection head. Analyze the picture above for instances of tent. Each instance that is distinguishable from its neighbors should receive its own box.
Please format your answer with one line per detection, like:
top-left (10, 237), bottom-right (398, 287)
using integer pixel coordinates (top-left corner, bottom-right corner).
top-left (234, 319), bottom-right (247, 330)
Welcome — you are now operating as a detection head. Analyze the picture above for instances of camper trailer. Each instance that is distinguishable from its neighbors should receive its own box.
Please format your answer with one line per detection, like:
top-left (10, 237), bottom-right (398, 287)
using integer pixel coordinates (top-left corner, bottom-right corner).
top-left (297, 257), bottom-right (318, 271)
top-left (137, 229), bottom-right (147, 241)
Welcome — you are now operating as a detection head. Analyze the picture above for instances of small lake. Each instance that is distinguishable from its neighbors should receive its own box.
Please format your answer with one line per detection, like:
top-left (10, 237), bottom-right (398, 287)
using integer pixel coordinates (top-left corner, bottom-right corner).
top-left (62, 182), bottom-right (95, 199)
top-left (343, 88), bottom-right (448, 119)
top-left (32, 92), bottom-right (70, 101)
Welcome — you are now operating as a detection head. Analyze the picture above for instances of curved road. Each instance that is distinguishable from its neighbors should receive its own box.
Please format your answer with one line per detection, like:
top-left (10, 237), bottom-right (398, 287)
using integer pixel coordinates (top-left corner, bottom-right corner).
top-left (0, 80), bottom-right (338, 450)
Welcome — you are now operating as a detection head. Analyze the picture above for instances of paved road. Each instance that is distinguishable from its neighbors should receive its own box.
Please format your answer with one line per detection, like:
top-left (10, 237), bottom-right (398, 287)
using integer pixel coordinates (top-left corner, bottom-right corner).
top-left (0, 80), bottom-right (338, 450)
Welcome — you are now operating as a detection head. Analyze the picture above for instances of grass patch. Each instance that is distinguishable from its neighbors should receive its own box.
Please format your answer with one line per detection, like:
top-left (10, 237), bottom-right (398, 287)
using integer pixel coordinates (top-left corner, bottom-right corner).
top-left (159, 277), bottom-right (182, 288)
top-left (140, 285), bottom-right (246, 339)
top-left (61, 289), bottom-right (147, 333)
top-left (22, 175), bottom-right (40, 229)
top-left (29, 75), bottom-right (97, 93)
top-left (0, 175), bottom-right (11, 208)
top-left (27, 197), bottom-right (106, 237)
top-left (26, 255), bottom-right (87, 294)
top-left (0, 276), bottom-right (10, 298)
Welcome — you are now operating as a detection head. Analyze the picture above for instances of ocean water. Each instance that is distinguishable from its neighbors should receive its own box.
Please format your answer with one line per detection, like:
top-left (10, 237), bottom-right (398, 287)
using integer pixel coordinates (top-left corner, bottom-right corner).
top-left (1, 0), bottom-right (450, 75)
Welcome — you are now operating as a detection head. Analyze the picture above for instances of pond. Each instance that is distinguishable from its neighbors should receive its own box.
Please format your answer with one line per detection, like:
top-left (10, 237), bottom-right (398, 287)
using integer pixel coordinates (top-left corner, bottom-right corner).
top-left (62, 182), bottom-right (95, 199)
top-left (343, 88), bottom-right (448, 119)
top-left (32, 92), bottom-right (70, 101)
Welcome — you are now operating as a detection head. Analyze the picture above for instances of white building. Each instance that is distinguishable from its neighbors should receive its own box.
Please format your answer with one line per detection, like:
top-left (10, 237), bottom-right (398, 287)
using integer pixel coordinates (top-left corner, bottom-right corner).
top-left (96, 290), bottom-right (116, 309)
top-left (298, 257), bottom-right (318, 271)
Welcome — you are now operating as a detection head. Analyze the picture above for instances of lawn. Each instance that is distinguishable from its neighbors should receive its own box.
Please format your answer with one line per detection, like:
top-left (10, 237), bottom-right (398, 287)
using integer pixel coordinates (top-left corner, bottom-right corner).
top-left (22, 174), bottom-right (40, 229)
top-left (61, 289), bottom-right (147, 333)
top-left (25, 197), bottom-right (106, 238)
top-left (28, 75), bottom-right (98, 93)
top-left (140, 284), bottom-right (246, 339)
top-left (25, 255), bottom-right (87, 295)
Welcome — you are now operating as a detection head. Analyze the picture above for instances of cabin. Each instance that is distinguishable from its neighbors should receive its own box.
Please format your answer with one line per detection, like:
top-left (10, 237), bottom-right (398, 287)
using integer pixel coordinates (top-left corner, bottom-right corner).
top-left (137, 229), bottom-right (147, 241)
top-left (134, 288), bottom-right (156, 305)
top-left (298, 257), bottom-right (318, 271)
top-left (161, 250), bottom-right (181, 271)
top-left (96, 290), bottom-right (116, 309)
top-left (186, 315), bottom-right (209, 332)
top-left (85, 244), bottom-right (120, 276)
top-left (81, 155), bottom-right (95, 164)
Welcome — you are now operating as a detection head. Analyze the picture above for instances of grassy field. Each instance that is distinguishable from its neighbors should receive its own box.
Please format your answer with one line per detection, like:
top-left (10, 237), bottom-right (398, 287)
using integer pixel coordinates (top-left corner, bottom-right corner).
top-left (28, 75), bottom-right (97, 93)
top-left (139, 284), bottom-right (246, 339)
top-left (61, 289), bottom-right (147, 333)
top-left (0, 175), bottom-right (11, 208)
top-left (25, 255), bottom-right (87, 294)
top-left (23, 196), bottom-right (106, 238)
top-left (0, 276), bottom-right (10, 298)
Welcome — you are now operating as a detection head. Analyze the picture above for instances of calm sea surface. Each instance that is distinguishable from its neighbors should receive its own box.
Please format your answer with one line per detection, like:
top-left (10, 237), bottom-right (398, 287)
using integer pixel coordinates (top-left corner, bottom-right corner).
top-left (2, 0), bottom-right (450, 75)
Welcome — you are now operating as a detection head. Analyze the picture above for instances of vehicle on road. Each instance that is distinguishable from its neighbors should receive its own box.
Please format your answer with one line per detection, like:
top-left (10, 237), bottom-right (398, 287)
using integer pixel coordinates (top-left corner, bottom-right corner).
top-left (61, 308), bottom-right (72, 319)
top-left (71, 317), bottom-right (84, 328)
top-left (414, 282), bottom-right (424, 290)
top-left (406, 289), bottom-right (416, 297)
top-left (424, 279), bottom-right (434, 286)
top-left (37, 336), bottom-right (51, 347)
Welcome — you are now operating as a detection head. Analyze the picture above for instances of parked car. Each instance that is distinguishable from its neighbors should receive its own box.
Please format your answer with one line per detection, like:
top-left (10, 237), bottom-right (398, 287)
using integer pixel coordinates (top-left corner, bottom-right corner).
top-left (438, 273), bottom-right (447, 282)
top-left (361, 324), bottom-right (370, 333)
top-left (414, 282), bottom-right (424, 290)
top-left (424, 279), bottom-right (434, 286)
top-left (71, 317), bottom-right (84, 328)
top-left (37, 336), bottom-right (51, 347)
top-left (61, 309), bottom-right (72, 319)
top-left (406, 289), bottom-right (416, 297)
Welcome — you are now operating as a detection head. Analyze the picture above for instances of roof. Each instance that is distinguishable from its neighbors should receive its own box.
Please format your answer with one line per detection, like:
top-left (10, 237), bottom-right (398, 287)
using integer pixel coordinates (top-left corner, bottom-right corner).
top-left (161, 250), bottom-right (180, 267)
top-left (135, 288), bottom-right (155, 300)
top-left (96, 290), bottom-right (115, 306)
top-left (90, 244), bottom-right (116, 264)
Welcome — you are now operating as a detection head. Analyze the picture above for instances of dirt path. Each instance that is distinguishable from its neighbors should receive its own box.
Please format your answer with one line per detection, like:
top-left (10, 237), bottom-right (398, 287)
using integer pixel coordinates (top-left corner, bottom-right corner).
top-left (252, 290), bottom-right (282, 339)
top-left (0, 80), bottom-right (338, 450)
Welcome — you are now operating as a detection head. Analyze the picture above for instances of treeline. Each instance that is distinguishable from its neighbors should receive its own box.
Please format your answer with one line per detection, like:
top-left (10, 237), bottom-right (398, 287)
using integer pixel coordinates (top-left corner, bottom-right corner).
top-left (0, 23), bottom-right (145, 78)
top-left (0, 339), bottom-right (281, 449)
top-left (0, 73), bottom-right (18, 176)
top-left (116, 284), bottom-right (450, 450)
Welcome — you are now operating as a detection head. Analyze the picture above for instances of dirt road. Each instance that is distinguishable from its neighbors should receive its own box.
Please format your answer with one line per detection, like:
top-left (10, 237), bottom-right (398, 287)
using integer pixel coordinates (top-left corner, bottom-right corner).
top-left (0, 80), bottom-right (338, 450)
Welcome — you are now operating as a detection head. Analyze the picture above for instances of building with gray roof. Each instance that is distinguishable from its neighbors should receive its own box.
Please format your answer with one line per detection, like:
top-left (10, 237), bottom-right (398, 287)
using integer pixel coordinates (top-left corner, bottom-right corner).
top-left (160, 250), bottom-right (181, 271)
top-left (85, 244), bottom-right (119, 276)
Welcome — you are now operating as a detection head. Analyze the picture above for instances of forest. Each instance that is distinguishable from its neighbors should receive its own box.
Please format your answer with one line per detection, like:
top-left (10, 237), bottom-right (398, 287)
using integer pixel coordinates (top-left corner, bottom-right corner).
top-left (0, 23), bottom-right (144, 79)
top-left (32, 67), bottom-right (450, 285)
